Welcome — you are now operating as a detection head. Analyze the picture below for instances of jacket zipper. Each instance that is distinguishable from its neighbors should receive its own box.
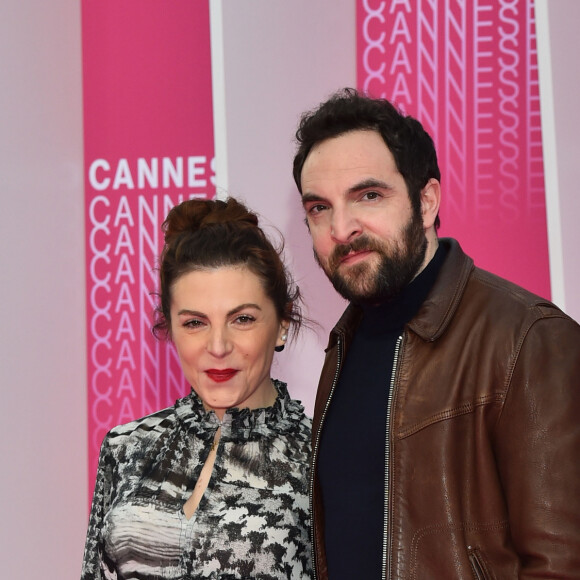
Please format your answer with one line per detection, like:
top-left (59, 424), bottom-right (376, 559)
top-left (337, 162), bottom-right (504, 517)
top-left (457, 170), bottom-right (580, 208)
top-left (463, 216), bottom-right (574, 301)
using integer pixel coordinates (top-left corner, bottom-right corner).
top-left (310, 336), bottom-right (343, 580)
top-left (467, 546), bottom-right (488, 580)
top-left (382, 335), bottom-right (403, 580)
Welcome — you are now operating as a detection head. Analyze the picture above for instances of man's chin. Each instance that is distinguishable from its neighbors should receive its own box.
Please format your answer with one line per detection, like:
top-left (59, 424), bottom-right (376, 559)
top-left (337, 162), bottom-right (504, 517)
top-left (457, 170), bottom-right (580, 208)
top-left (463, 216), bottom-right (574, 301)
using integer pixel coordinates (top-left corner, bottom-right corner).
top-left (329, 272), bottom-right (378, 303)
top-left (318, 255), bottom-right (382, 302)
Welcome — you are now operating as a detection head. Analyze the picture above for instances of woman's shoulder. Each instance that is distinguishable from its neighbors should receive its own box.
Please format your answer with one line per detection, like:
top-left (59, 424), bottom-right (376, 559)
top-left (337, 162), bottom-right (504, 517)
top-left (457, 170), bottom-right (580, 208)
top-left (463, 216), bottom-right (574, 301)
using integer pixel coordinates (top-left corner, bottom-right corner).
top-left (102, 401), bottom-right (182, 456)
top-left (110, 405), bottom-right (176, 434)
top-left (270, 380), bottom-right (312, 449)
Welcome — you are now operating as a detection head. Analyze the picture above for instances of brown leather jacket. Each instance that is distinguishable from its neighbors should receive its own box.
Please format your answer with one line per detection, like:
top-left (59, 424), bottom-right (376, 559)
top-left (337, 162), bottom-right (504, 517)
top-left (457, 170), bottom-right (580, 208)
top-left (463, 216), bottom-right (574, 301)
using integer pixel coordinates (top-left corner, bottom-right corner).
top-left (310, 238), bottom-right (580, 579)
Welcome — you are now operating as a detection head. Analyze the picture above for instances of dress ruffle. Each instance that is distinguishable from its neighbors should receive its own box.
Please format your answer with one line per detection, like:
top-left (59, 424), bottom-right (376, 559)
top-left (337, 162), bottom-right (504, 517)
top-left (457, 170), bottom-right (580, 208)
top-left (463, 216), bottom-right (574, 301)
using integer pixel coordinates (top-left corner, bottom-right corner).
top-left (174, 379), bottom-right (306, 441)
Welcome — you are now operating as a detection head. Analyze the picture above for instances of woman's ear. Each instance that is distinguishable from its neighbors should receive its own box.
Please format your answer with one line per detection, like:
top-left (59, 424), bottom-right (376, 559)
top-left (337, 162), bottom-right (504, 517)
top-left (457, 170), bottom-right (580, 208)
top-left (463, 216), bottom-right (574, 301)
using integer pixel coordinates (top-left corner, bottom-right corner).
top-left (275, 321), bottom-right (290, 352)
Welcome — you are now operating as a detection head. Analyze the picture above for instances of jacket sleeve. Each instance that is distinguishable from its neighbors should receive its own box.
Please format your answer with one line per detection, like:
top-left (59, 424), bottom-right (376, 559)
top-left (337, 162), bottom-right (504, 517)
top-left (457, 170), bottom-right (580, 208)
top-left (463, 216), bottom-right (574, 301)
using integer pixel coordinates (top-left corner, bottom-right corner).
top-left (495, 313), bottom-right (580, 578)
top-left (80, 434), bottom-right (114, 580)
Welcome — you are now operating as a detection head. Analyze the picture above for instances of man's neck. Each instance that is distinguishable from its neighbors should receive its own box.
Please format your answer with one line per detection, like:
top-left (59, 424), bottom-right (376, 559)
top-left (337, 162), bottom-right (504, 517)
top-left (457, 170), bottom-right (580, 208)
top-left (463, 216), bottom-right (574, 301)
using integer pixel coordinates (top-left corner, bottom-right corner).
top-left (414, 231), bottom-right (439, 281)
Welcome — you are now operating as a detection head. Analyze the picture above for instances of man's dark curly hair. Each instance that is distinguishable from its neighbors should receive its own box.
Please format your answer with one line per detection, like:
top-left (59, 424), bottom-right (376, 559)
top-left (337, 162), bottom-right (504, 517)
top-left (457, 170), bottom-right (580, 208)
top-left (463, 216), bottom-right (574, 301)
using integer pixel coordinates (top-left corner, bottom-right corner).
top-left (293, 88), bottom-right (441, 229)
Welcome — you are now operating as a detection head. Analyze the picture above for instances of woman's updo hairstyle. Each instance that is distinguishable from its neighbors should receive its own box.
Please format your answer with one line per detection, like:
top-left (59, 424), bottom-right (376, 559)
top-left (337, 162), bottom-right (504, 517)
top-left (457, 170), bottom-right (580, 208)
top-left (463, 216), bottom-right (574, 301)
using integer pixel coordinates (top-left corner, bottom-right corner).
top-left (153, 197), bottom-right (302, 340)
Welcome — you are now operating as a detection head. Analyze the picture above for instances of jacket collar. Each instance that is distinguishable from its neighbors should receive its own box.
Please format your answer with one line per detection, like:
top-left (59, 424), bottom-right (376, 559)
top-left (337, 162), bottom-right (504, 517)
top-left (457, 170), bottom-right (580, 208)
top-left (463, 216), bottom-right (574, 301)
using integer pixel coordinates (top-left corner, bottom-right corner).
top-left (328, 238), bottom-right (474, 346)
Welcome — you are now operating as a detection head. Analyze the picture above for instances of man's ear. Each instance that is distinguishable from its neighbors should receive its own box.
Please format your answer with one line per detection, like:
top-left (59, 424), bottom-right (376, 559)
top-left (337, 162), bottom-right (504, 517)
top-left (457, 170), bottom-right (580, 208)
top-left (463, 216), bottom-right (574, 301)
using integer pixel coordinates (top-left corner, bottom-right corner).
top-left (420, 178), bottom-right (441, 230)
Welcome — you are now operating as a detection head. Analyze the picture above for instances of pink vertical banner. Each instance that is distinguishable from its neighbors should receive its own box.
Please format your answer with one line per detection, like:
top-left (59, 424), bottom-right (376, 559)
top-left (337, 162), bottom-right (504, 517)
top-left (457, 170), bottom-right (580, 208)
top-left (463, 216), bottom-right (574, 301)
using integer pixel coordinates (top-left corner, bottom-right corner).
top-left (82, 0), bottom-right (215, 499)
top-left (357, 0), bottom-right (550, 299)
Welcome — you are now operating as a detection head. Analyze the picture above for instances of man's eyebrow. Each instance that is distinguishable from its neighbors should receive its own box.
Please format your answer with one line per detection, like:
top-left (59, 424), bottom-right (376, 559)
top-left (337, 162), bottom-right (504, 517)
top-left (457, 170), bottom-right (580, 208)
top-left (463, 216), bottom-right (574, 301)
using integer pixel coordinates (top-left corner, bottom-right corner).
top-left (301, 178), bottom-right (393, 206)
top-left (301, 193), bottom-right (326, 206)
top-left (347, 178), bottom-right (392, 194)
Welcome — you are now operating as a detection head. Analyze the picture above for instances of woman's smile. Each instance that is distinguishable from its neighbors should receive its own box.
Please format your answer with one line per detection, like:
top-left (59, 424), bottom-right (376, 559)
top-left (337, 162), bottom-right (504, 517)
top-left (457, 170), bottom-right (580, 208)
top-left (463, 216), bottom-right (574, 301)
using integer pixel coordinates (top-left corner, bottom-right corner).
top-left (205, 368), bottom-right (239, 383)
top-left (170, 266), bottom-right (287, 419)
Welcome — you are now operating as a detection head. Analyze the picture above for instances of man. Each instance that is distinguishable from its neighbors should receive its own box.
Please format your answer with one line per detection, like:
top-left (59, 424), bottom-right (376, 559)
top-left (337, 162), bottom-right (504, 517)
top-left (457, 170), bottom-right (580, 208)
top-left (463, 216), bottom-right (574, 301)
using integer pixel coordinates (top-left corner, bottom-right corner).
top-left (293, 88), bottom-right (580, 578)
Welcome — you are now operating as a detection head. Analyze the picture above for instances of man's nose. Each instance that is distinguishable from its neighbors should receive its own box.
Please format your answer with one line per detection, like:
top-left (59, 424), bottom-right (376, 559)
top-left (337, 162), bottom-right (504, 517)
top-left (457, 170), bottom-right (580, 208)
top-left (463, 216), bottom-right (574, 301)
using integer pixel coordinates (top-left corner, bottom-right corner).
top-left (330, 208), bottom-right (362, 244)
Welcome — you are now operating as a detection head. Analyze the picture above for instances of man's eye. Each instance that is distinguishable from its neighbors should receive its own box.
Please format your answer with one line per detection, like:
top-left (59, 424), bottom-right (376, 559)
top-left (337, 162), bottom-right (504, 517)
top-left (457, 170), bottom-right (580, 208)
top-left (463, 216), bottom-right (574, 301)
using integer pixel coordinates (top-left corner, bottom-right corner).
top-left (308, 204), bottom-right (327, 215)
top-left (362, 191), bottom-right (380, 200)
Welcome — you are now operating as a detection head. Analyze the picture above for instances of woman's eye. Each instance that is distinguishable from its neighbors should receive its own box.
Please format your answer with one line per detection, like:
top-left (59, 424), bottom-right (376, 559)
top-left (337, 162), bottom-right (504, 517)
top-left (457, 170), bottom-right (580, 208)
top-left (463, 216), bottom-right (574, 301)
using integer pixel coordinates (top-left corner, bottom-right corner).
top-left (184, 319), bottom-right (204, 328)
top-left (235, 315), bottom-right (255, 325)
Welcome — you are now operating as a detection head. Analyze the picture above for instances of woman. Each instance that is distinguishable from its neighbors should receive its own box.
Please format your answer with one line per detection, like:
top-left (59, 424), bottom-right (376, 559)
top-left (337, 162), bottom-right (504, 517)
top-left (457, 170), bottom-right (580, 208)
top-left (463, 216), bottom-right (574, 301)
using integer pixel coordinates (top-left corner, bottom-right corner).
top-left (81, 198), bottom-right (313, 579)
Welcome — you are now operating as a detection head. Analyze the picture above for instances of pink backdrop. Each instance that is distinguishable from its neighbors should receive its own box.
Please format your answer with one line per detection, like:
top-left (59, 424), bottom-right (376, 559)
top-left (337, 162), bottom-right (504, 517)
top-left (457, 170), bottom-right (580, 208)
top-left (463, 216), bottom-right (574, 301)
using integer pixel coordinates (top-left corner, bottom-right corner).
top-left (82, 0), bottom-right (215, 499)
top-left (357, 0), bottom-right (550, 299)
top-left (82, 0), bottom-right (551, 503)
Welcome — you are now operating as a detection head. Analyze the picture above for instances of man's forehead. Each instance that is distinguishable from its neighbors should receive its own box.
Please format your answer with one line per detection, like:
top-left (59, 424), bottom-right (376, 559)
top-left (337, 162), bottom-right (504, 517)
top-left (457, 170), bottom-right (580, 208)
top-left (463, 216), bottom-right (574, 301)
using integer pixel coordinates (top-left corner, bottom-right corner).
top-left (303, 131), bottom-right (394, 171)
top-left (301, 133), bottom-right (400, 195)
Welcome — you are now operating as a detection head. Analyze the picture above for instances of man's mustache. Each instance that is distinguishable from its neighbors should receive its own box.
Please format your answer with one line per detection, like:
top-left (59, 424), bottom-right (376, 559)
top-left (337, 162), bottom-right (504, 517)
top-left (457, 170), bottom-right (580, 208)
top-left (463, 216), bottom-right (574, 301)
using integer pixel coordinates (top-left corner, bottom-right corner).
top-left (329, 235), bottom-right (383, 270)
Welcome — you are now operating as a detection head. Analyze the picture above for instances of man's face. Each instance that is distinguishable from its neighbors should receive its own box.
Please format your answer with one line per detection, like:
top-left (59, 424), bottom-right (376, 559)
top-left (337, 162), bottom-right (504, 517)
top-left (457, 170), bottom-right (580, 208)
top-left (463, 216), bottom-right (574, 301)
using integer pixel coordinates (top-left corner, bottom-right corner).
top-left (300, 129), bottom-right (428, 304)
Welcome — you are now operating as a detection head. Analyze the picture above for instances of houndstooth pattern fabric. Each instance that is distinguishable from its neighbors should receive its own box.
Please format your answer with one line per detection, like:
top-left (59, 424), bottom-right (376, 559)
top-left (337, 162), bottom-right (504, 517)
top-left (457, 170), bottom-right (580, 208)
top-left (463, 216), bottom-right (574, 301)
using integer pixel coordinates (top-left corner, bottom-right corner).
top-left (81, 380), bottom-right (313, 579)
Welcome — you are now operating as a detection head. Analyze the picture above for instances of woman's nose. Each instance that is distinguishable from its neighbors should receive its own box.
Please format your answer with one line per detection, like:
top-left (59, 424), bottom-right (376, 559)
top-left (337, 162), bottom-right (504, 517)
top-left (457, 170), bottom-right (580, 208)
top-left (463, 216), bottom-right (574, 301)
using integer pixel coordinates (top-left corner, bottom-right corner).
top-left (206, 327), bottom-right (232, 357)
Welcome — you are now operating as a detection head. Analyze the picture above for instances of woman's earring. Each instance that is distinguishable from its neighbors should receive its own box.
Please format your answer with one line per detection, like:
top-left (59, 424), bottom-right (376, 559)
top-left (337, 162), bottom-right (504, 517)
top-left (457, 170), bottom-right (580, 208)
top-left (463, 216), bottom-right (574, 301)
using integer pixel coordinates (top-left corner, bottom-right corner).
top-left (275, 332), bottom-right (288, 352)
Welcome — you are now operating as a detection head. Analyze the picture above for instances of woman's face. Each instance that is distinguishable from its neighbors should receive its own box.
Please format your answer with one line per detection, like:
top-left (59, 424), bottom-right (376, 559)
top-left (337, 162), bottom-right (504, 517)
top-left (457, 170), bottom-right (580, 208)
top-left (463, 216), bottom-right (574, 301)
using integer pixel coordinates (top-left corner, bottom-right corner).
top-left (169, 266), bottom-right (287, 419)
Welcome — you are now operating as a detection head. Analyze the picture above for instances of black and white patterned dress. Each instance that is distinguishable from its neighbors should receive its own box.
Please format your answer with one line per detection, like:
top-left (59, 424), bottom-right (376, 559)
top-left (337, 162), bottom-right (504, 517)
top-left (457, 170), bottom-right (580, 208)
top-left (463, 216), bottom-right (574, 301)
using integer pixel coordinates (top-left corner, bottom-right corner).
top-left (81, 380), bottom-right (313, 579)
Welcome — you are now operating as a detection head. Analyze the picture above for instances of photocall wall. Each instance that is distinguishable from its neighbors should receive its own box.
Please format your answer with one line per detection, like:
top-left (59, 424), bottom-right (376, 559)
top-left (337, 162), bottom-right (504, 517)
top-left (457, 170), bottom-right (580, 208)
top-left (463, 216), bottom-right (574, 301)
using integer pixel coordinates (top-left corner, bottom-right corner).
top-left (83, 0), bottom-right (551, 500)
top-left (82, 0), bottom-right (215, 498)
top-left (357, 0), bottom-right (550, 298)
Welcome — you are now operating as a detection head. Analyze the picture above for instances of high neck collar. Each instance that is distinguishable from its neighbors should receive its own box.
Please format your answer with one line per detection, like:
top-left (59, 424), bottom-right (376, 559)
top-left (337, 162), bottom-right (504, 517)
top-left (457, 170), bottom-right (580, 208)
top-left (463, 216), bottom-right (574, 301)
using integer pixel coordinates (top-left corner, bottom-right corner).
top-left (359, 244), bottom-right (448, 332)
top-left (173, 379), bottom-right (304, 441)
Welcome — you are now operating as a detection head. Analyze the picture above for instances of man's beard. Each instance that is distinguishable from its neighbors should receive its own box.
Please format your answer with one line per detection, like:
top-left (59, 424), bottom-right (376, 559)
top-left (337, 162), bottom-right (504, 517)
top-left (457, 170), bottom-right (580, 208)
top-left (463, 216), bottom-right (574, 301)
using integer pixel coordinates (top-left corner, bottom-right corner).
top-left (315, 210), bottom-right (427, 305)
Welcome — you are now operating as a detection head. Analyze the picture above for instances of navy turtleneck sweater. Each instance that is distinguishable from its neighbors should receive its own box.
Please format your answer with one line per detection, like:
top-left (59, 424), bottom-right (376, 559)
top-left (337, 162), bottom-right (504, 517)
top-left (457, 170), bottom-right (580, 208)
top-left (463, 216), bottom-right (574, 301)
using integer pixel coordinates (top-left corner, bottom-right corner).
top-left (317, 244), bottom-right (447, 579)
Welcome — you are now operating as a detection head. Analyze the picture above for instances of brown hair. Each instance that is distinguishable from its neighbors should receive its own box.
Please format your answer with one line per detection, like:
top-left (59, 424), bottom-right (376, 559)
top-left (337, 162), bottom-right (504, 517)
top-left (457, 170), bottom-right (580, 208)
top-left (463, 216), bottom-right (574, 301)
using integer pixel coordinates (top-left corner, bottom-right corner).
top-left (153, 197), bottom-right (303, 340)
top-left (293, 88), bottom-right (441, 229)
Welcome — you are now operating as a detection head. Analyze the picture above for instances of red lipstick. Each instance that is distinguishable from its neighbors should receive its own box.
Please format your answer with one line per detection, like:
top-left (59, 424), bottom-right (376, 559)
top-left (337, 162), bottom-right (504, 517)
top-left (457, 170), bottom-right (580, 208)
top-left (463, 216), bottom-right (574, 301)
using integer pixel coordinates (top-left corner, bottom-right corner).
top-left (206, 369), bottom-right (237, 383)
